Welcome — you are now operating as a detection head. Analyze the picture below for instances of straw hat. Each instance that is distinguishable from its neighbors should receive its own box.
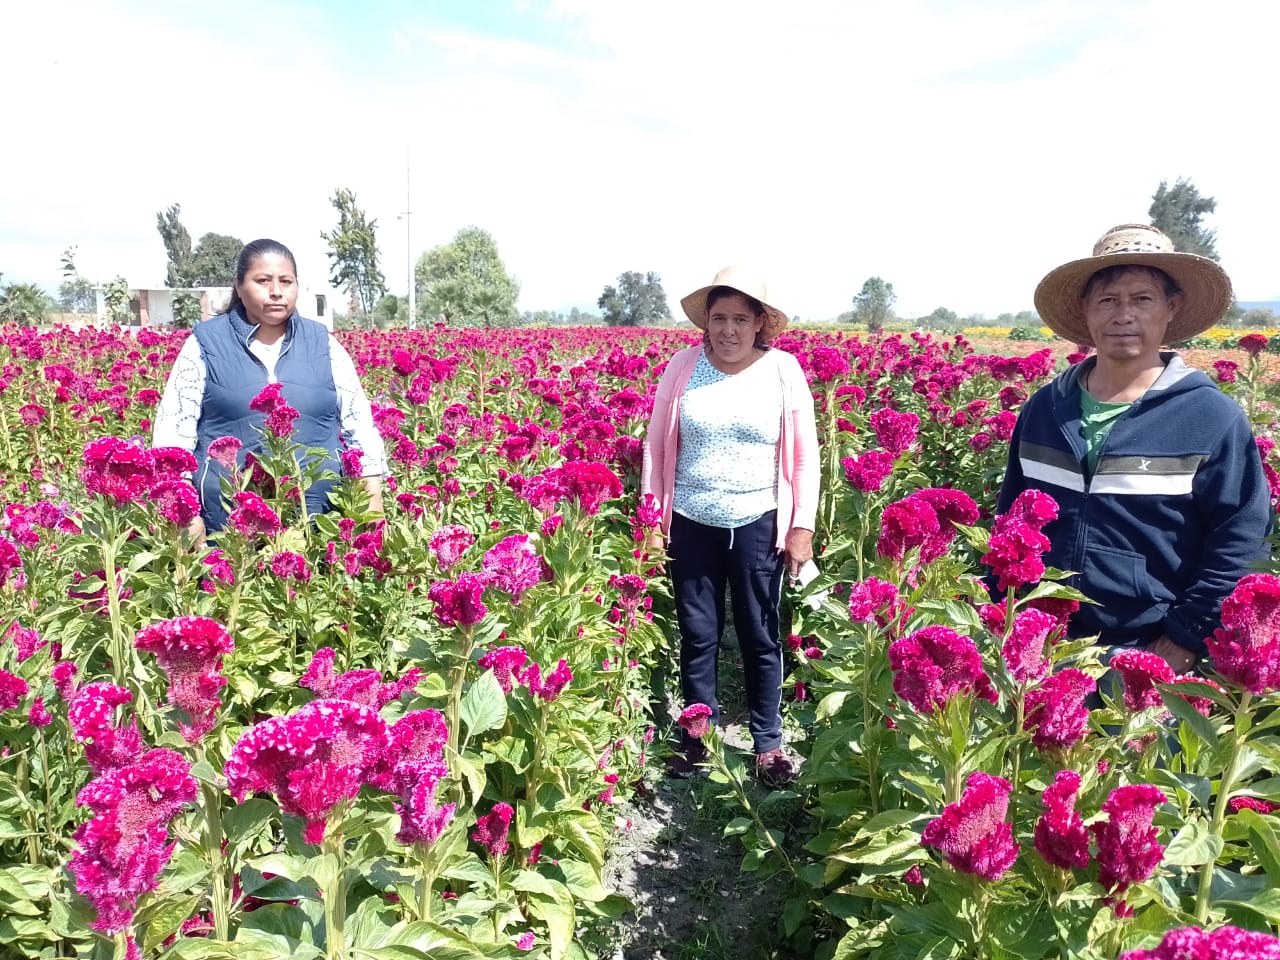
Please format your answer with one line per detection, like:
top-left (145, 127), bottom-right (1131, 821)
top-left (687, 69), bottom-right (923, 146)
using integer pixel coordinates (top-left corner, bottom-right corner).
top-left (680, 266), bottom-right (789, 342)
top-left (1033, 223), bottom-right (1233, 345)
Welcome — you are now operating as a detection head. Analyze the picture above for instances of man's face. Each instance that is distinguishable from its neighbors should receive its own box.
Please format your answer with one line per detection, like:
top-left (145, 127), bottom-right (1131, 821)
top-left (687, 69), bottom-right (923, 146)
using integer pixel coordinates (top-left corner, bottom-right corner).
top-left (1082, 268), bottom-right (1182, 364)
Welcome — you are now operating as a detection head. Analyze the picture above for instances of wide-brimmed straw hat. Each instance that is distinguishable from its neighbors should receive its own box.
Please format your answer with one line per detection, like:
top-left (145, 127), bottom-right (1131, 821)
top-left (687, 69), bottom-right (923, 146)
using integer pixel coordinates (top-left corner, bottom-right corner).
top-left (1034, 223), bottom-right (1233, 346)
top-left (680, 266), bottom-right (789, 342)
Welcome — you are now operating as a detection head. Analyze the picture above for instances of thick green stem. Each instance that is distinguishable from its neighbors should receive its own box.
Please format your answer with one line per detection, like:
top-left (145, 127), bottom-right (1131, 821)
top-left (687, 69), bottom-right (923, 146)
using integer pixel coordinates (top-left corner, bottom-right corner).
top-left (1008, 692), bottom-right (1026, 825)
top-left (446, 626), bottom-right (477, 756)
top-left (861, 624), bottom-right (880, 816)
top-left (525, 708), bottom-right (548, 807)
top-left (101, 528), bottom-right (128, 689)
top-left (417, 849), bottom-right (437, 922)
top-left (17, 751), bottom-right (40, 865)
top-left (201, 780), bottom-right (231, 940)
top-left (1196, 691), bottom-right (1253, 922)
top-left (322, 829), bottom-right (349, 960)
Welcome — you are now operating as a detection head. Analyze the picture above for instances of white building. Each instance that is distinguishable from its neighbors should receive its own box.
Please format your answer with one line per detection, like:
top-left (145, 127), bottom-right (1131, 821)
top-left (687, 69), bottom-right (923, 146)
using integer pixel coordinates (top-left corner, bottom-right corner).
top-left (96, 286), bottom-right (334, 331)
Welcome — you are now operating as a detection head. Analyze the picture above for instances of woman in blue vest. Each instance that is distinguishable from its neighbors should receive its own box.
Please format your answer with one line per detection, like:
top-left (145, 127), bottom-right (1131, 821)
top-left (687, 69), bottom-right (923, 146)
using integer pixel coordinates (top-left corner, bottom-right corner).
top-left (153, 238), bottom-right (386, 536)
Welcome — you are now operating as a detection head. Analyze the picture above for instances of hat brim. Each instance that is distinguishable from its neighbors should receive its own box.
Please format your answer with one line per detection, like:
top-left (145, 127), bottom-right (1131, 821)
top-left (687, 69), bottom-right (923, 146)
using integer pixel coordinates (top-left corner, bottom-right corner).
top-left (1034, 252), bottom-right (1233, 346)
top-left (680, 285), bottom-right (788, 343)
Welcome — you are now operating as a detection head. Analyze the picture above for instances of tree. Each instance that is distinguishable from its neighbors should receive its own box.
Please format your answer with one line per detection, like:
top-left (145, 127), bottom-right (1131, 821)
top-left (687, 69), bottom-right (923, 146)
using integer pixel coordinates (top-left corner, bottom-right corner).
top-left (58, 246), bottom-right (96, 313)
top-left (852, 276), bottom-right (896, 333)
top-left (597, 271), bottom-right (671, 327)
top-left (415, 227), bottom-right (519, 328)
top-left (156, 204), bottom-right (195, 287)
top-left (919, 306), bottom-right (960, 331)
top-left (372, 294), bottom-right (407, 329)
top-left (1149, 178), bottom-right (1218, 260)
top-left (0, 282), bottom-right (53, 327)
top-left (171, 291), bottom-right (202, 329)
top-left (322, 188), bottom-right (387, 321)
top-left (103, 277), bottom-right (132, 327)
top-left (188, 233), bottom-right (243, 287)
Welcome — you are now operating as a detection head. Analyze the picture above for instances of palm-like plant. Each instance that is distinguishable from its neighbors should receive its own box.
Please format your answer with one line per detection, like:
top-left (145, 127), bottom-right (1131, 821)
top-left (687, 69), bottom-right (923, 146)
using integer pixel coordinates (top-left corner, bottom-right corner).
top-left (0, 282), bottom-right (53, 326)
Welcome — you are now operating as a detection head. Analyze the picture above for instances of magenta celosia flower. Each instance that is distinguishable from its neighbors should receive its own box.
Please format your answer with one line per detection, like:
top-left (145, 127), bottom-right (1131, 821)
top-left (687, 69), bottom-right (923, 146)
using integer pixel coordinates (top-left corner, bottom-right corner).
top-left (1034, 770), bottom-right (1090, 870)
top-left (913, 488), bottom-right (979, 562)
top-left (395, 767), bottom-right (456, 847)
top-left (53, 660), bottom-right (78, 700)
top-left (19, 402), bottom-right (46, 426)
top-left (151, 479), bottom-right (201, 528)
top-left (609, 573), bottom-right (648, 614)
top-left (1092, 784), bottom-right (1167, 901)
top-left (515, 931), bottom-right (536, 951)
top-left (842, 450), bottom-right (896, 493)
top-left (478, 646), bottom-right (529, 694)
top-left (339, 447), bottom-right (363, 478)
top-left (227, 491), bottom-right (282, 539)
top-left (634, 493), bottom-right (662, 531)
top-left (983, 521), bottom-right (1051, 591)
top-left (300, 647), bottom-right (421, 709)
top-left (149, 447), bottom-right (198, 482)
top-left (428, 524), bottom-right (475, 570)
top-left (678, 703), bottom-right (713, 740)
top-left (0, 536), bottom-right (24, 588)
top-left (265, 403), bottom-right (300, 438)
top-left (427, 573), bottom-right (488, 627)
top-left (888, 625), bottom-right (997, 714)
top-left (1213, 359), bottom-right (1239, 384)
top-left (472, 802), bottom-right (514, 859)
top-left (224, 699), bottom-right (390, 844)
top-left (1109, 649), bottom-right (1174, 712)
top-left (1001, 489), bottom-right (1059, 531)
top-left (847, 577), bottom-right (906, 627)
top-left (1120, 925), bottom-right (1280, 960)
top-left (1206, 573), bottom-right (1280, 694)
top-left (876, 495), bottom-right (940, 561)
top-left (370, 709), bottom-right (455, 848)
top-left (1239, 333), bottom-right (1271, 357)
top-left (1025, 596), bottom-right (1079, 630)
top-left (134, 616), bottom-right (234, 743)
top-left (0, 668), bottom-right (28, 710)
top-left (270, 551), bottom-right (311, 583)
top-left (1024, 668), bottom-right (1095, 751)
top-left (482, 534), bottom-right (546, 604)
top-left (68, 682), bottom-right (144, 775)
top-left (1229, 796), bottom-right (1280, 815)
top-left (69, 748), bottom-right (197, 934)
top-left (28, 695), bottom-right (52, 727)
top-left (1002, 608), bottom-right (1056, 684)
top-left (1171, 676), bottom-right (1220, 717)
top-left (921, 771), bottom-right (1019, 880)
top-left (558, 460), bottom-right (624, 515)
top-left (7, 621), bottom-right (45, 662)
top-left (207, 436), bottom-right (243, 472)
top-left (82, 436), bottom-right (155, 505)
top-left (808, 345), bottom-right (851, 382)
top-left (870, 408), bottom-right (921, 456)
top-left (533, 659), bottom-right (572, 702)
top-left (248, 382), bottom-right (285, 414)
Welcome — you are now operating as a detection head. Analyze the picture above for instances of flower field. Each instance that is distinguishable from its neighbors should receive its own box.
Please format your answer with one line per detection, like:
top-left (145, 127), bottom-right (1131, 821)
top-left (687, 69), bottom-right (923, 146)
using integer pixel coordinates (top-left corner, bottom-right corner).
top-left (1, 323), bottom-right (1279, 960)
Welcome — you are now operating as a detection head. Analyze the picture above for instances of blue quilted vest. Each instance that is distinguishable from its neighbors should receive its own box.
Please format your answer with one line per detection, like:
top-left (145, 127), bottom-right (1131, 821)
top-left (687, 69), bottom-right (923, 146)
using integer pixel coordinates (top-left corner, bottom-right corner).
top-left (191, 308), bottom-right (340, 531)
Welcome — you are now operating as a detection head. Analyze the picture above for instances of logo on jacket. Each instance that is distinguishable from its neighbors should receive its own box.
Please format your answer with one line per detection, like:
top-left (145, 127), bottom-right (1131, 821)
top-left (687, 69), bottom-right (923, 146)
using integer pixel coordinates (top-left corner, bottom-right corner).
top-left (1138, 458), bottom-right (1151, 472)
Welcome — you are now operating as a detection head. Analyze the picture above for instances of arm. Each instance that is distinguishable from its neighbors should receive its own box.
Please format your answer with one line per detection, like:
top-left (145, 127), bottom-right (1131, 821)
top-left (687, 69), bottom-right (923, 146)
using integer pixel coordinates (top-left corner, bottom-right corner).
top-left (152, 336), bottom-right (206, 453)
top-left (330, 338), bottom-right (388, 482)
top-left (1163, 415), bottom-right (1272, 656)
top-left (782, 358), bottom-right (820, 574)
top-left (640, 357), bottom-right (680, 548)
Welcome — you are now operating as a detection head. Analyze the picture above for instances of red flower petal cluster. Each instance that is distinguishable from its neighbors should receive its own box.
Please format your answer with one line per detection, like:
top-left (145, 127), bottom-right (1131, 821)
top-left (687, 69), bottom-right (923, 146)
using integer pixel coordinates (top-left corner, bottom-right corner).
top-left (299, 647), bottom-right (421, 709)
top-left (1206, 573), bottom-right (1280, 694)
top-left (1024, 668), bottom-right (1095, 751)
top-left (428, 524), bottom-right (475, 570)
top-left (482, 534), bottom-right (546, 603)
top-left (1034, 770), bottom-right (1090, 870)
top-left (68, 682), bottom-right (144, 775)
top-left (1092, 784), bottom-right (1167, 902)
top-left (1109, 649), bottom-right (1173, 712)
top-left (921, 771), bottom-right (1019, 880)
top-left (889, 625), bottom-right (996, 714)
top-left (983, 490), bottom-right (1058, 591)
top-left (427, 572), bottom-right (488, 627)
top-left (1001, 608), bottom-right (1056, 685)
top-left (134, 616), bottom-right (234, 743)
top-left (841, 450), bottom-right (896, 493)
top-left (678, 703), bottom-right (713, 740)
top-left (1121, 924), bottom-right (1280, 959)
top-left (472, 802), bottom-right (514, 859)
top-left (227, 491), bottom-right (282, 540)
top-left (869, 408), bottom-right (921, 456)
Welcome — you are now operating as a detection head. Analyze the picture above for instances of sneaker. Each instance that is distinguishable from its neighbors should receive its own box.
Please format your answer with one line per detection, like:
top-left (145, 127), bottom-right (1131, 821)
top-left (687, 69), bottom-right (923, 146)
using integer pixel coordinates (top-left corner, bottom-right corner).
top-left (755, 748), bottom-right (796, 788)
top-left (665, 741), bottom-right (708, 779)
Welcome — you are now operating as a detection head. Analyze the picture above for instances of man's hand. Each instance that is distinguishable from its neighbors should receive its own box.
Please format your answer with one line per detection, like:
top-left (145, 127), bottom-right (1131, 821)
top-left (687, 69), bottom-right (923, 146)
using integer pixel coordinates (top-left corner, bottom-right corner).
top-left (784, 528), bottom-right (814, 579)
top-left (1146, 634), bottom-right (1197, 675)
top-left (185, 514), bottom-right (206, 548)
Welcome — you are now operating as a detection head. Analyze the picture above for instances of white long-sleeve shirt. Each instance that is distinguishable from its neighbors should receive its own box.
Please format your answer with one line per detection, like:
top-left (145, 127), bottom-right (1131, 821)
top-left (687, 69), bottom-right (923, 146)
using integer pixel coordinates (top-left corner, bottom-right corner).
top-left (152, 333), bottom-right (387, 476)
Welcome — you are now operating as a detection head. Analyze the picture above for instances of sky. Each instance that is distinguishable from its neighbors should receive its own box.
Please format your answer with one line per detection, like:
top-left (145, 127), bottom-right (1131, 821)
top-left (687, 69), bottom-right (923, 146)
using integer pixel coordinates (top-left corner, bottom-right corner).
top-left (3, 0), bottom-right (1278, 322)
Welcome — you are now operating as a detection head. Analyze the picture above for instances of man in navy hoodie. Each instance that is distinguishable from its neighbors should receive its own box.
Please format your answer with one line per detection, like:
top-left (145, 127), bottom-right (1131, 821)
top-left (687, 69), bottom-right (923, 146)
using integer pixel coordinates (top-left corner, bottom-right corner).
top-left (997, 224), bottom-right (1271, 675)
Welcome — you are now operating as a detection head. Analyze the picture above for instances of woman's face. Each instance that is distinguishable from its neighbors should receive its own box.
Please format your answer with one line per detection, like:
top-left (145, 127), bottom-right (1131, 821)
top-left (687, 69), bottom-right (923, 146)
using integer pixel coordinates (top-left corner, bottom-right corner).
top-left (236, 253), bottom-right (298, 330)
top-left (705, 293), bottom-right (764, 371)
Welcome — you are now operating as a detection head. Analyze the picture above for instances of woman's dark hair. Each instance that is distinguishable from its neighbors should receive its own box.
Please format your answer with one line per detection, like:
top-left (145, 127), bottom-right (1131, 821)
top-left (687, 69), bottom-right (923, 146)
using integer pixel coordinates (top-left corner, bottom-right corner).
top-left (1083, 264), bottom-right (1181, 302)
top-left (226, 239), bottom-right (298, 315)
top-left (704, 285), bottom-right (771, 351)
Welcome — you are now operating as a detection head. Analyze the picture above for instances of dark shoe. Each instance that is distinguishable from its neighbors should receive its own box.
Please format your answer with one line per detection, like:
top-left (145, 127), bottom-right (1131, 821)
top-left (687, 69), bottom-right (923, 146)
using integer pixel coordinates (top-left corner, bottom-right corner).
top-left (665, 741), bottom-right (708, 779)
top-left (755, 748), bottom-right (796, 788)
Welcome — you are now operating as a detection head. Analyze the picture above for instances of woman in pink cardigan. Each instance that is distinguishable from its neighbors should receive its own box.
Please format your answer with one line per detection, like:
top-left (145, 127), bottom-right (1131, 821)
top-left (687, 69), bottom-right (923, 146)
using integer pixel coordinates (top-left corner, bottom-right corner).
top-left (641, 266), bottom-right (820, 786)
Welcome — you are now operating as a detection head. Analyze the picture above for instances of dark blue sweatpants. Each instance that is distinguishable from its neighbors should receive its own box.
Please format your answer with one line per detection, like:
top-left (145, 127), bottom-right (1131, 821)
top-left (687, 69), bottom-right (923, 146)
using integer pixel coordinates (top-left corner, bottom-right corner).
top-left (669, 510), bottom-right (785, 753)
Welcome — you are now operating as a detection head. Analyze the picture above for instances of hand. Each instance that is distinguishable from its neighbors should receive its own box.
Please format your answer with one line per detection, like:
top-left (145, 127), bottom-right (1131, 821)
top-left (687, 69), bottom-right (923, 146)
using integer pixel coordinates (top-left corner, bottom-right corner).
top-left (185, 514), bottom-right (207, 549)
top-left (643, 532), bottom-right (666, 566)
top-left (1146, 635), bottom-right (1197, 675)
top-left (784, 528), bottom-right (814, 579)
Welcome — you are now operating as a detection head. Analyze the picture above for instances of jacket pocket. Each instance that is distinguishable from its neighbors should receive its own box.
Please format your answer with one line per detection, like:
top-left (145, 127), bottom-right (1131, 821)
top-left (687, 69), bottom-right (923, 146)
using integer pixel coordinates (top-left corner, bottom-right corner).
top-left (1080, 544), bottom-right (1172, 630)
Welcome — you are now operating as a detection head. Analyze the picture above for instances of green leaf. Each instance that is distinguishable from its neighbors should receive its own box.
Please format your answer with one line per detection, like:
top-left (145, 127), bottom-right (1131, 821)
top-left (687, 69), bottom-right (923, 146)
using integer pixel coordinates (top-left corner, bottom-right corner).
top-left (139, 892), bottom-right (203, 953)
top-left (1221, 886), bottom-right (1280, 924)
top-left (1162, 822), bottom-right (1224, 866)
top-left (723, 816), bottom-right (752, 837)
top-left (223, 797), bottom-right (276, 845)
top-left (1158, 683), bottom-right (1219, 746)
top-left (459, 670), bottom-right (507, 741)
top-left (1237, 809), bottom-right (1280, 885)
top-left (527, 887), bottom-right (576, 960)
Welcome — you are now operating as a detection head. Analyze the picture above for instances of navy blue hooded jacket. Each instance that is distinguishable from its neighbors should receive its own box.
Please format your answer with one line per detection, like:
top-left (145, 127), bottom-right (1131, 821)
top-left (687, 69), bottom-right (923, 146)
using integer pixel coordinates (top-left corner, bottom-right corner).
top-left (997, 352), bottom-right (1271, 655)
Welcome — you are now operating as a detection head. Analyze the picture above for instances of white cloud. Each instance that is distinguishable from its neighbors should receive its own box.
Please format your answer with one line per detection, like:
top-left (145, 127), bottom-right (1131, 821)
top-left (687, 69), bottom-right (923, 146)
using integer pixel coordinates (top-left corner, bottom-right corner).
top-left (3, 0), bottom-right (1278, 322)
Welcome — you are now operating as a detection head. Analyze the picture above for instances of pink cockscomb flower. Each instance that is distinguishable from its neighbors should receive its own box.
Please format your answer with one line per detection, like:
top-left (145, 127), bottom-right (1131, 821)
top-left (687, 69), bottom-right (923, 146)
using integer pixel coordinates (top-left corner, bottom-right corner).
top-left (1109, 649), bottom-right (1173, 713)
top-left (888, 625), bottom-right (997, 714)
top-left (472, 802), bottom-right (514, 859)
top-left (869, 408), bottom-right (921, 456)
top-left (842, 450), bottom-right (896, 493)
top-left (1092, 784), bottom-right (1168, 905)
top-left (28, 695), bottom-right (52, 727)
top-left (1034, 770), bottom-right (1090, 870)
top-left (151, 480), bottom-right (201, 528)
top-left (876, 495), bottom-right (940, 562)
top-left (1001, 608), bottom-right (1056, 685)
top-left (532, 659), bottom-right (572, 703)
top-left (224, 699), bottom-right (389, 844)
top-left (678, 703), bottom-right (714, 740)
top-left (134, 616), bottom-right (234, 743)
top-left (847, 577), bottom-right (907, 629)
top-left (482, 534), bottom-right (545, 604)
top-left (68, 682), bottom-right (144, 775)
top-left (248, 382), bottom-right (285, 414)
top-left (1229, 796), bottom-right (1280, 815)
top-left (0, 668), bottom-right (28, 711)
top-left (53, 660), bottom-right (79, 701)
top-left (921, 771), bottom-right (1019, 881)
top-left (299, 648), bottom-right (420, 710)
top-left (983, 522), bottom-right (1051, 592)
top-left (1024, 668), bottom-right (1095, 752)
top-left (149, 447), bottom-right (198, 482)
top-left (227, 491), bottom-right (282, 540)
top-left (1120, 925), bottom-right (1280, 960)
top-left (82, 436), bottom-right (155, 506)
top-left (69, 748), bottom-right (197, 934)
top-left (265, 403), bottom-right (300, 438)
top-left (1239, 333), bottom-right (1271, 357)
top-left (427, 573), bottom-right (488, 627)
top-left (912, 488), bottom-right (979, 562)
top-left (428, 524), bottom-right (475, 571)
top-left (478, 646), bottom-right (529, 694)
top-left (1206, 573), bottom-right (1280, 694)
top-left (0, 536), bottom-right (22, 589)
top-left (207, 436), bottom-right (243, 472)
top-left (558, 460), bottom-right (623, 515)
top-left (270, 551), bottom-right (312, 583)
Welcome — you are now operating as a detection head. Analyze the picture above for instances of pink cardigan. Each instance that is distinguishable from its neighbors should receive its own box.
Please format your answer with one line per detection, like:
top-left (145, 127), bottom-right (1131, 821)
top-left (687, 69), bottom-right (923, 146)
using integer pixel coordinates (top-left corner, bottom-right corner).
top-left (641, 346), bottom-right (820, 551)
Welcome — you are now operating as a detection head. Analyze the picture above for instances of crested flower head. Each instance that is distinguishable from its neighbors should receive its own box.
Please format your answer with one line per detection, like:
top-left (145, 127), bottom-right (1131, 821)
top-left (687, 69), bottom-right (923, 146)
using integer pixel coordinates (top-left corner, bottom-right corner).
top-left (1001, 608), bottom-right (1057, 685)
top-left (1109, 649), bottom-right (1174, 712)
top-left (227, 491), bottom-right (282, 540)
top-left (888, 625), bottom-right (997, 714)
top-left (1120, 925), bottom-right (1280, 960)
top-left (68, 682), bottom-right (144, 775)
top-left (472, 802), bottom-right (514, 859)
top-left (1034, 770), bottom-right (1091, 870)
top-left (482, 534), bottom-right (545, 604)
top-left (428, 524), bottom-right (475, 571)
top-left (842, 450), bottom-right (896, 493)
top-left (151, 480), bottom-right (201, 528)
top-left (427, 573), bottom-right (488, 627)
top-left (0, 669), bottom-right (28, 711)
top-left (1206, 573), bottom-right (1280, 694)
top-left (847, 577), bottom-right (908, 629)
top-left (478, 646), bottom-right (529, 694)
top-left (1092, 784), bottom-right (1168, 902)
top-left (921, 771), bottom-right (1019, 881)
top-left (82, 436), bottom-right (155, 506)
top-left (983, 521), bottom-right (1052, 592)
top-left (869, 408), bottom-right (921, 456)
top-left (678, 703), bottom-right (714, 740)
top-left (134, 616), bottom-right (234, 743)
top-left (1024, 668), bottom-right (1095, 752)
top-left (300, 647), bottom-right (421, 709)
